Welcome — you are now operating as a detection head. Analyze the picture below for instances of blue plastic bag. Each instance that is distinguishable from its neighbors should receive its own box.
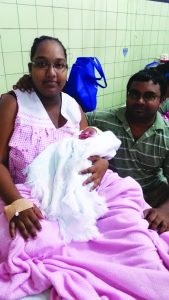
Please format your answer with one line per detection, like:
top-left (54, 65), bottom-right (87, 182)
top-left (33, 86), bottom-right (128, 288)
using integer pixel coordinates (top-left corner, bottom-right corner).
top-left (145, 61), bottom-right (159, 69)
top-left (66, 57), bottom-right (107, 112)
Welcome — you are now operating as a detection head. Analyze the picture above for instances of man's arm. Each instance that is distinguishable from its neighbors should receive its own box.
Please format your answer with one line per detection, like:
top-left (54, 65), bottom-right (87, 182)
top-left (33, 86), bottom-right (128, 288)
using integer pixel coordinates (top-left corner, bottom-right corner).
top-left (144, 152), bottom-right (169, 234)
top-left (86, 110), bottom-right (118, 132)
top-left (86, 112), bottom-right (96, 126)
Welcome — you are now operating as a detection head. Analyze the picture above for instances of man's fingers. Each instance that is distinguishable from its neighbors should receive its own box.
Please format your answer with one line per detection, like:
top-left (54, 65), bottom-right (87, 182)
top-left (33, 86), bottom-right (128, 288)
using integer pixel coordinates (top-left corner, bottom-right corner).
top-left (148, 217), bottom-right (163, 230)
top-left (143, 209), bottom-right (150, 218)
top-left (144, 209), bottom-right (158, 223)
top-left (148, 213), bottom-right (168, 231)
top-left (144, 208), bottom-right (169, 234)
top-left (157, 222), bottom-right (168, 234)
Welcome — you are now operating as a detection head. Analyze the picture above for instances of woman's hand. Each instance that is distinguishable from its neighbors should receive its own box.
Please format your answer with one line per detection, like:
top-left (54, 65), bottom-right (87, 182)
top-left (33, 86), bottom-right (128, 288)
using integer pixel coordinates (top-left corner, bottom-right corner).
top-left (80, 156), bottom-right (109, 190)
top-left (13, 74), bottom-right (33, 92)
top-left (9, 205), bottom-right (43, 240)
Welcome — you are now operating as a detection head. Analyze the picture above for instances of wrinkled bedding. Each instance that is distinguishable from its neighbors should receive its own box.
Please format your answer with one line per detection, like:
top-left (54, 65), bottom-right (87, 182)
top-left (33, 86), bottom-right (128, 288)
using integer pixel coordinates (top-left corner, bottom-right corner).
top-left (1, 171), bottom-right (169, 300)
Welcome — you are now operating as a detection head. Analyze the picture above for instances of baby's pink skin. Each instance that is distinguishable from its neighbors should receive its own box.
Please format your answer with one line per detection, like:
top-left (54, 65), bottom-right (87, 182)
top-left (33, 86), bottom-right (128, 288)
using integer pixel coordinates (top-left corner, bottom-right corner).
top-left (79, 127), bottom-right (97, 140)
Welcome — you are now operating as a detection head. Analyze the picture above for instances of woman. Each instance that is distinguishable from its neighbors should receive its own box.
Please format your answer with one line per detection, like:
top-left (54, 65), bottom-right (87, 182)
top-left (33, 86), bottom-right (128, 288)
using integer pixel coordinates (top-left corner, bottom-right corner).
top-left (1, 36), bottom-right (169, 300)
top-left (0, 36), bottom-right (108, 241)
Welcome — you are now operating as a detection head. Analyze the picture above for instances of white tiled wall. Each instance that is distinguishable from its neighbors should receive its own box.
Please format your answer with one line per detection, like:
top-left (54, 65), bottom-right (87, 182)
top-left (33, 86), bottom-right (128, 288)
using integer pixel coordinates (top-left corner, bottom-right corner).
top-left (0, 0), bottom-right (169, 108)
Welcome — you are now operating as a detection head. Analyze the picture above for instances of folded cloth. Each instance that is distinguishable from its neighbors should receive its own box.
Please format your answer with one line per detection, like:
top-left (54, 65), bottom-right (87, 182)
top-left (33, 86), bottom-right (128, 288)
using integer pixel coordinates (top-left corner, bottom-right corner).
top-left (25, 131), bottom-right (121, 242)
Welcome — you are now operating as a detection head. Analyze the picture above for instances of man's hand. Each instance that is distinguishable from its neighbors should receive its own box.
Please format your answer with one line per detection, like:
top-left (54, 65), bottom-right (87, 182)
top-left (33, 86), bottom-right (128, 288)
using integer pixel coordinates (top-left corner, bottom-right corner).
top-left (13, 74), bottom-right (33, 93)
top-left (144, 208), bottom-right (169, 234)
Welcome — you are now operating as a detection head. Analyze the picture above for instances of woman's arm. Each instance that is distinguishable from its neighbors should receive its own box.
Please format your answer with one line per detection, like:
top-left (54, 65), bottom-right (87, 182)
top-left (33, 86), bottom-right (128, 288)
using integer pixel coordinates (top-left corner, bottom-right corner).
top-left (0, 94), bottom-right (21, 203)
top-left (79, 107), bottom-right (88, 129)
top-left (0, 94), bottom-right (43, 239)
top-left (79, 107), bottom-right (108, 190)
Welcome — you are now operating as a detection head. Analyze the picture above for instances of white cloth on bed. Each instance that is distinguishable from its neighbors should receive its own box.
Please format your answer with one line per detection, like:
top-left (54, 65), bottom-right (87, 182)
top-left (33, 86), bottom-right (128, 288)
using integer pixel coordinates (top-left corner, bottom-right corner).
top-left (25, 131), bottom-right (121, 242)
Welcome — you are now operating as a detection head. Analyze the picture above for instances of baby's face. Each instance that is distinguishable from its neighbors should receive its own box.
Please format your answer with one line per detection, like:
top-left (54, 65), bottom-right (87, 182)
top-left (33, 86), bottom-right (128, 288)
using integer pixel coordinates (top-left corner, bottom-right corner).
top-left (79, 128), bottom-right (97, 139)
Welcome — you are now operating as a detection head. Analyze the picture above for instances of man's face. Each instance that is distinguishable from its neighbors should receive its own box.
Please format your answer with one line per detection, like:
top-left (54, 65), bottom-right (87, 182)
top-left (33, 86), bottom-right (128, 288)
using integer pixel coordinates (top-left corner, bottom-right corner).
top-left (126, 80), bottom-right (161, 122)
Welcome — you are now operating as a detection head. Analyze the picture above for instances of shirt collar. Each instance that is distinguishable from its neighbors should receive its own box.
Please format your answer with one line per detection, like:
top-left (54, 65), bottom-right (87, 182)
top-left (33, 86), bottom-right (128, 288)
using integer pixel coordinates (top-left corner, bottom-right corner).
top-left (116, 107), bottom-right (166, 141)
top-left (116, 106), bottom-right (165, 130)
top-left (153, 111), bottom-right (166, 130)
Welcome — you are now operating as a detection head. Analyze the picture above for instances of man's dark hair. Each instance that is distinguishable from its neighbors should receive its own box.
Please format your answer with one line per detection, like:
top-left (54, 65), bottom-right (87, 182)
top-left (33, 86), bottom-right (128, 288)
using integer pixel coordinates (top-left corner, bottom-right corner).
top-left (156, 62), bottom-right (169, 86)
top-left (127, 69), bottom-right (167, 100)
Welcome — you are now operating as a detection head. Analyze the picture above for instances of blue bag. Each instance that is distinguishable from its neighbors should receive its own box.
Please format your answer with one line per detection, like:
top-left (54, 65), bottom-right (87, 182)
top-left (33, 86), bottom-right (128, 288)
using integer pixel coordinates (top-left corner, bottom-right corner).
top-left (66, 57), bottom-right (107, 112)
top-left (145, 61), bottom-right (159, 69)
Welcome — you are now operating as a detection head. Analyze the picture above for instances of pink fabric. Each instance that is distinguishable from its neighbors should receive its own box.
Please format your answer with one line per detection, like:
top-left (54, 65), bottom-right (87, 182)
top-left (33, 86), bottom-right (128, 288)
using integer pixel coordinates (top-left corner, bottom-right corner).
top-left (1, 173), bottom-right (169, 300)
top-left (9, 119), bottom-right (78, 184)
top-left (162, 112), bottom-right (169, 121)
top-left (1, 91), bottom-right (169, 299)
top-left (8, 90), bottom-right (81, 184)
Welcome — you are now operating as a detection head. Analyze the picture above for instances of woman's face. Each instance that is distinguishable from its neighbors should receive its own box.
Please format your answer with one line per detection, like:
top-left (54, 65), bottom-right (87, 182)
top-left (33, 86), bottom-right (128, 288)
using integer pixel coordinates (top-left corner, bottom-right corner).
top-left (29, 40), bottom-right (67, 98)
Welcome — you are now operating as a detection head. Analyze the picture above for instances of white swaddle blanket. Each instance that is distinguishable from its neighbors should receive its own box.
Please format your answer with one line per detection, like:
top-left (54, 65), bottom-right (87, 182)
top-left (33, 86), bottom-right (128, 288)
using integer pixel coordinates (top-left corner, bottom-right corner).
top-left (25, 131), bottom-right (121, 243)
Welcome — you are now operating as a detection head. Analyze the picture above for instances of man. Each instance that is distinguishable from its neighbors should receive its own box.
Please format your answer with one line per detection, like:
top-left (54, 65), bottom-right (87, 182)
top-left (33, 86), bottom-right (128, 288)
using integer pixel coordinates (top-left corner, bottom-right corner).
top-left (87, 68), bottom-right (169, 233)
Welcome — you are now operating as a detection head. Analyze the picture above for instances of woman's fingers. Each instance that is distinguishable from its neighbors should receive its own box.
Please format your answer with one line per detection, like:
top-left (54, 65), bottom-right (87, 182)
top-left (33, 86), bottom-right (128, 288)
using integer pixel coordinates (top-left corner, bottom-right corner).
top-left (10, 218), bottom-right (33, 240)
top-left (90, 179), bottom-right (100, 191)
top-left (79, 166), bottom-right (93, 175)
top-left (9, 220), bottom-right (16, 239)
top-left (33, 205), bottom-right (44, 220)
top-left (11, 218), bottom-right (30, 240)
top-left (30, 214), bottom-right (42, 232)
top-left (82, 172), bottom-right (100, 190)
top-left (10, 207), bottom-right (43, 240)
top-left (83, 176), bottom-right (99, 190)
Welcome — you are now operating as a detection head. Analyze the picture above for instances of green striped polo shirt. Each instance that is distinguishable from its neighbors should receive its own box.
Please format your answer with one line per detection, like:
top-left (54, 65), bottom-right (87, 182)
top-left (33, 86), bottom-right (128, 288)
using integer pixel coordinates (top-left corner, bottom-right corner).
top-left (87, 107), bottom-right (169, 206)
top-left (159, 98), bottom-right (169, 114)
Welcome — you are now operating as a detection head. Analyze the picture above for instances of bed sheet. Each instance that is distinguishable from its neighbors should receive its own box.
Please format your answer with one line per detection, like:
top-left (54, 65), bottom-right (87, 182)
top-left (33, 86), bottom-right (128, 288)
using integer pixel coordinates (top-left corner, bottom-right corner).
top-left (20, 289), bottom-right (50, 300)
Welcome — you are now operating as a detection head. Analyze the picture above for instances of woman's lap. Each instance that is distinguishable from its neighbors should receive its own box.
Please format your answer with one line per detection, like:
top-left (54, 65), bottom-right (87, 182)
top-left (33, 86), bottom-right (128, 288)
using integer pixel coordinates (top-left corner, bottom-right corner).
top-left (0, 170), bottom-right (169, 299)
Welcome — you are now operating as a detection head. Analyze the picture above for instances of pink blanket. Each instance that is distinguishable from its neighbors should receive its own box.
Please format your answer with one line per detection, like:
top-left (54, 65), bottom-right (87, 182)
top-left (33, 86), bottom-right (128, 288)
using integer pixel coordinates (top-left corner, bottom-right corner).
top-left (162, 112), bottom-right (169, 121)
top-left (0, 170), bottom-right (169, 300)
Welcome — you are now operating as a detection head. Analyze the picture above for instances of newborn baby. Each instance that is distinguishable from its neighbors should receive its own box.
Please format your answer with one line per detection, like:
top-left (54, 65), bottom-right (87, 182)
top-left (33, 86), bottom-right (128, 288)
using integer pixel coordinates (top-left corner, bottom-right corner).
top-left (78, 126), bottom-right (101, 139)
top-left (25, 127), bottom-right (121, 243)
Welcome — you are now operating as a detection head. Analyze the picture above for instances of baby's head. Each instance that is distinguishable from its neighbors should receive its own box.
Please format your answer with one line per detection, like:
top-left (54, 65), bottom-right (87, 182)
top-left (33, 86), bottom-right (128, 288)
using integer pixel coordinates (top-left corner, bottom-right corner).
top-left (79, 127), bottom-right (101, 139)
